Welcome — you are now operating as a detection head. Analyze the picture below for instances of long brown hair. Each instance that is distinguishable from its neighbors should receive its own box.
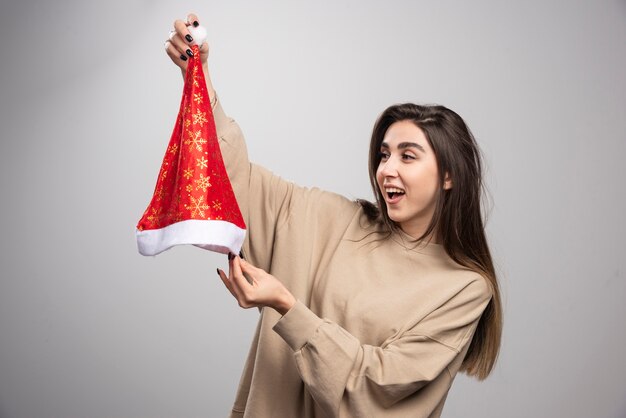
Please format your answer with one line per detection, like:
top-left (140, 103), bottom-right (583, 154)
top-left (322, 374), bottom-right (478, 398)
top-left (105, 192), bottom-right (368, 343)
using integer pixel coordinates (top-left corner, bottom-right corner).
top-left (359, 103), bottom-right (502, 380)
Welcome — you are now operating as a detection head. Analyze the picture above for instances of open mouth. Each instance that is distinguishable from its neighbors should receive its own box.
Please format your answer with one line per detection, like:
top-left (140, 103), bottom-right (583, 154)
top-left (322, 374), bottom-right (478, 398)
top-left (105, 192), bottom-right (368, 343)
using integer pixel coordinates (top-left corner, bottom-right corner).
top-left (384, 187), bottom-right (405, 201)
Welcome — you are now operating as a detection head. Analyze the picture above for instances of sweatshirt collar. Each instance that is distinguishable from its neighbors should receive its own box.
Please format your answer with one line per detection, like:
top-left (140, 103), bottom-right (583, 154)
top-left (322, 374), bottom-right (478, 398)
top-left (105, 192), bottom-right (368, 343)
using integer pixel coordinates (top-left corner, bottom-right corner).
top-left (392, 229), bottom-right (447, 257)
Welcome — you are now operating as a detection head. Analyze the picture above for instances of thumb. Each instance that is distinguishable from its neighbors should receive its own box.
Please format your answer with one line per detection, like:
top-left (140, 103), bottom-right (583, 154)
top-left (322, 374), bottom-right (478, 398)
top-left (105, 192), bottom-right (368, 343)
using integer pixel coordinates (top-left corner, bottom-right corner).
top-left (238, 257), bottom-right (256, 274)
top-left (230, 256), bottom-right (252, 289)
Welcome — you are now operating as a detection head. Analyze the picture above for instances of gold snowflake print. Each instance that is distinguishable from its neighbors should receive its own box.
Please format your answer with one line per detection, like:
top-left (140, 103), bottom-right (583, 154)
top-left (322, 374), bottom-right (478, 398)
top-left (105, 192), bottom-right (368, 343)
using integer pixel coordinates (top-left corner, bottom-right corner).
top-left (195, 174), bottom-right (211, 192)
top-left (184, 118), bottom-right (191, 129)
top-left (173, 193), bottom-right (182, 207)
top-left (212, 200), bottom-right (222, 210)
top-left (192, 109), bottom-right (208, 127)
top-left (167, 143), bottom-right (178, 154)
top-left (184, 129), bottom-right (207, 151)
top-left (186, 184), bottom-right (193, 193)
top-left (185, 195), bottom-right (210, 218)
top-left (193, 93), bottom-right (203, 105)
top-left (155, 187), bottom-right (165, 201)
top-left (182, 103), bottom-right (191, 117)
top-left (183, 168), bottom-right (194, 180)
top-left (192, 65), bottom-right (200, 87)
top-left (147, 207), bottom-right (165, 225)
top-left (196, 156), bottom-right (208, 169)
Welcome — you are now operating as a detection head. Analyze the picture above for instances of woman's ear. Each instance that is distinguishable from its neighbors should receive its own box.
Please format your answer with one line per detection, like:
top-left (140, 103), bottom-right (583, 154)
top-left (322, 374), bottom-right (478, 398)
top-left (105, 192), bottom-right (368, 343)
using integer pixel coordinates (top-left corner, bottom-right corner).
top-left (443, 172), bottom-right (453, 190)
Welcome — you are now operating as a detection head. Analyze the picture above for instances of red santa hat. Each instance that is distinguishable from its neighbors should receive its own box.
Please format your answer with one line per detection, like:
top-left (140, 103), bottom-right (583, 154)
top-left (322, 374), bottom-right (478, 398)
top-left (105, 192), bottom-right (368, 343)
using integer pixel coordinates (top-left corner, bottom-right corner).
top-left (136, 37), bottom-right (246, 256)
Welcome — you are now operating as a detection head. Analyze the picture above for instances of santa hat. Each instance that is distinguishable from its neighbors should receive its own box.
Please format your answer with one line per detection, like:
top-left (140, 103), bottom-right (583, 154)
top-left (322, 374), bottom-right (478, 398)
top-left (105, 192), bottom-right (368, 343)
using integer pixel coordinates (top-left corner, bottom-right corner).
top-left (136, 33), bottom-right (246, 256)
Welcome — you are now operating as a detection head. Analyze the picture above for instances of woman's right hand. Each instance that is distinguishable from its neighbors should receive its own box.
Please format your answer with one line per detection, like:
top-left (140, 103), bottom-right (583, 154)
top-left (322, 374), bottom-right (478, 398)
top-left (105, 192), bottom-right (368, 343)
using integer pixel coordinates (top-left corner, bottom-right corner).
top-left (164, 12), bottom-right (209, 72)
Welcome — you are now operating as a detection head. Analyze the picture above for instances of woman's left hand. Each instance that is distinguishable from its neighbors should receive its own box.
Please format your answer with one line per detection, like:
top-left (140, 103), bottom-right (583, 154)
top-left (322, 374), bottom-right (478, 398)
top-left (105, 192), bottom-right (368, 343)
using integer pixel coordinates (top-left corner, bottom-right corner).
top-left (217, 255), bottom-right (296, 315)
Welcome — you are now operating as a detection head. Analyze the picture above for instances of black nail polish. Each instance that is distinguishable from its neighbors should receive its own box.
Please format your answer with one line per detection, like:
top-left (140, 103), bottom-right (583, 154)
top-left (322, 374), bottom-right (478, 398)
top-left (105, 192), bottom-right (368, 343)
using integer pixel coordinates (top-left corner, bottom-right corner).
top-left (186, 49), bottom-right (193, 57)
top-left (180, 54), bottom-right (187, 61)
top-left (238, 251), bottom-right (244, 259)
top-left (185, 34), bottom-right (193, 43)
top-left (228, 252), bottom-right (234, 260)
top-left (193, 20), bottom-right (199, 27)
top-left (216, 268), bottom-right (220, 275)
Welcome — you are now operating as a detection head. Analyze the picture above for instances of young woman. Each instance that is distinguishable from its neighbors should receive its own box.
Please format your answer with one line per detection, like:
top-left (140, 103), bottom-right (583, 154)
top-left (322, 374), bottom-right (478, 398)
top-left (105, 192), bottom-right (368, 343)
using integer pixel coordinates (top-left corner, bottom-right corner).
top-left (165, 13), bottom-right (502, 418)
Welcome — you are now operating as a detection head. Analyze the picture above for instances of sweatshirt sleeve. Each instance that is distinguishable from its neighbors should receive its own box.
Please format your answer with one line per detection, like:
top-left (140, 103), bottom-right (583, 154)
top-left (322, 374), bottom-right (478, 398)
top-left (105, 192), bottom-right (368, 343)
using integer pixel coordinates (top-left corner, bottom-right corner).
top-left (272, 277), bottom-right (492, 416)
top-left (211, 95), bottom-right (304, 269)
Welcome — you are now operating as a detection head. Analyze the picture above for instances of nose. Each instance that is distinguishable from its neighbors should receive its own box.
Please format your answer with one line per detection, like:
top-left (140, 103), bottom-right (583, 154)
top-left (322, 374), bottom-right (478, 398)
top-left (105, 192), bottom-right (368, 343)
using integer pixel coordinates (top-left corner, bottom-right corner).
top-left (378, 156), bottom-right (399, 177)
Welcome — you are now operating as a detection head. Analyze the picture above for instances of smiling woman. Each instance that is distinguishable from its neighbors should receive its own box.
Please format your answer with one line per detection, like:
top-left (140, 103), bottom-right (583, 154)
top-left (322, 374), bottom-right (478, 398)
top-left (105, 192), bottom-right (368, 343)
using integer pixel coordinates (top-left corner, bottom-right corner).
top-left (361, 102), bottom-right (502, 380)
top-left (376, 119), bottom-right (450, 240)
top-left (165, 12), bottom-right (502, 418)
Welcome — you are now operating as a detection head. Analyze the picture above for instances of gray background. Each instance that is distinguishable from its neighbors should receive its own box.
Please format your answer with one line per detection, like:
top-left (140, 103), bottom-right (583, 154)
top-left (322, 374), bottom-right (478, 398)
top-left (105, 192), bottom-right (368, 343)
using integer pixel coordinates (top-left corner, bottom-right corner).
top-left (1, 0), bottom-right (625, 417)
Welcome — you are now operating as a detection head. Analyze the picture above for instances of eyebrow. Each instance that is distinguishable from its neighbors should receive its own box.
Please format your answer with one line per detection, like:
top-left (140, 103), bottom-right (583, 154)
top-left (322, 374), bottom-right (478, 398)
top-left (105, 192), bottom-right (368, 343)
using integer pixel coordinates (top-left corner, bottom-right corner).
top-left (380, 141), bottom-right (426, 153)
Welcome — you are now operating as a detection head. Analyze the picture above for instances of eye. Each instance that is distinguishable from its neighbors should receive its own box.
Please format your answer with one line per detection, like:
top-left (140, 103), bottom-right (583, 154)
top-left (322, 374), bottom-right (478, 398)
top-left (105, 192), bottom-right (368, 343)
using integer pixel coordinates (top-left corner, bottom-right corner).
top-left (402, 153), bottom-right (416, 161)
top-left (378, 151), bottom-right (390, 161)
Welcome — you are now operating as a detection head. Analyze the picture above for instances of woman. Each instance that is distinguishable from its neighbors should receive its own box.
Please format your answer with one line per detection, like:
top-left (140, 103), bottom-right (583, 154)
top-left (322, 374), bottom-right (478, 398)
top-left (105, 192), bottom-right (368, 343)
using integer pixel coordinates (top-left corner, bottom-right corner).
top-left (165, 13), bottom-right (502, 418)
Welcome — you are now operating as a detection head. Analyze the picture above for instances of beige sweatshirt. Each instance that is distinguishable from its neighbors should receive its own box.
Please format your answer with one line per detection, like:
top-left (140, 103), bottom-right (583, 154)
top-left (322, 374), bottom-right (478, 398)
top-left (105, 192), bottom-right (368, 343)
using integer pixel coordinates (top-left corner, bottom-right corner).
top-left (212, 95), bottom-right (492, 418)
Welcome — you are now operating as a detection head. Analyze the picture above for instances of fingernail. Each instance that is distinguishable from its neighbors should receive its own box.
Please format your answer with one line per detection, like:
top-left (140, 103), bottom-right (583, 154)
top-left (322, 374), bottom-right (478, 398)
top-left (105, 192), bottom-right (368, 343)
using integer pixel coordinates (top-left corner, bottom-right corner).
top-left (228, 252), bottom-right (234, 260)
top-left (180, 54), bottom-right (187, 61)
top-left (238, 251), bottom-right (244, 259)
top-left (193, 20), bottom-right (199, 27)
top-left (216, 268), bottom-right (220, 276)
top-left (186, 49), bottom-right (194, 57)
top-left (185, 34), bottom-right (193, 43)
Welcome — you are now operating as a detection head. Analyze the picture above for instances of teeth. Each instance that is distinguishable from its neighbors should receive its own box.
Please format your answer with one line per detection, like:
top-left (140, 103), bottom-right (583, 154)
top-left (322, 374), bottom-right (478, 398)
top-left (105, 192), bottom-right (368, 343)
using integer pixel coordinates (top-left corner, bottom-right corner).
top-left (385, 187), bottom-right (405, 194)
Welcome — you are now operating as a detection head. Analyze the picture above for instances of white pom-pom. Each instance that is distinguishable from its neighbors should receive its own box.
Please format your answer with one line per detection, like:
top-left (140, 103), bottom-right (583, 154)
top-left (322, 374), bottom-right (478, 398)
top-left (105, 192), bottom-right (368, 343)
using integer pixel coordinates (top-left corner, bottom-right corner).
top-left (187, 24), bottom-right (207, 47)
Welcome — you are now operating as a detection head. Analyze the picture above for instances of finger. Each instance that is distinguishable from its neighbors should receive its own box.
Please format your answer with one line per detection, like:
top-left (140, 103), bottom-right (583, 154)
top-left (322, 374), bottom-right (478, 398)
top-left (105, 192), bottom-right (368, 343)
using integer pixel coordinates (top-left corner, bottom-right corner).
top-left (231, 256), bottom-right (252, 291)
top-left (217, 269), bottom-right (234, 290)
top-left (222, 266), bottom-right (250, 309)
top-left (169, 31), bottom-right (195, 59)
top-left (228, 252), bottom-right (234, 272)
top-left (216, 268), bottom-right (236, 298)
top-left (174, 19), bottom-right (195, 45)
top-left (227, 257), bottom-right (246, 297)
top-left (186, 13), bottom-right (200, 27)
top-left (239, 258), bottom-right (261, 283)
top-left (164, 40), bottom-right (189, 67)
top-left (238, 258), bottom-right (258, 277)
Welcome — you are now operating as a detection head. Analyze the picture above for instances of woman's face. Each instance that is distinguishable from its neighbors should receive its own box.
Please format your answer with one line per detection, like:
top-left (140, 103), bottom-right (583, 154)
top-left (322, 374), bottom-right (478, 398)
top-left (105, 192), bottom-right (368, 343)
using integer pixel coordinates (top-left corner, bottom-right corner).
top-left (375, 120), bottom-right (450, 239)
